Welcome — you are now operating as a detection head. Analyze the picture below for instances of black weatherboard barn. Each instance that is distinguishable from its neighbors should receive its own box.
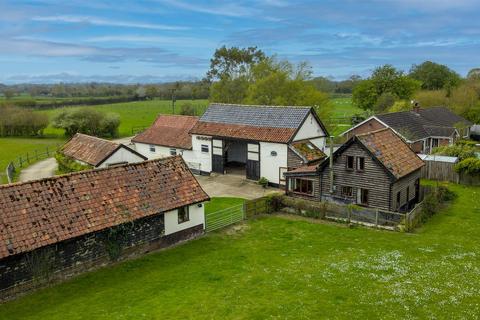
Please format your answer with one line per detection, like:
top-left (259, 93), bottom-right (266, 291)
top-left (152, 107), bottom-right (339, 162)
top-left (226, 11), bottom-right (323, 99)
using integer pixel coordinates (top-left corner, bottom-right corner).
top-left (285, 128), bottom-right (425, 212)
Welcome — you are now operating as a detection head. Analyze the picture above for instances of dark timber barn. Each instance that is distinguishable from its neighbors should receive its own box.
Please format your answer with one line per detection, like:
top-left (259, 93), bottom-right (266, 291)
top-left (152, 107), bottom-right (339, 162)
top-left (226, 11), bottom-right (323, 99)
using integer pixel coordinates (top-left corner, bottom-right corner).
top-left (285, 128), bottom-right (425, 212)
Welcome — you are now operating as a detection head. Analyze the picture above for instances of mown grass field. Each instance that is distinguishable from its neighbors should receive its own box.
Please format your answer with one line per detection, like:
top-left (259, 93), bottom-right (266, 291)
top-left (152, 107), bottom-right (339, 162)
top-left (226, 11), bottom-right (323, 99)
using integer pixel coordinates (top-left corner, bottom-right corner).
top-left (1, 183), bottom-right (479, 319)
top-left (0, 137), bottom-right (65, 184)
top-left (37, 99), bottom-right (209, 138)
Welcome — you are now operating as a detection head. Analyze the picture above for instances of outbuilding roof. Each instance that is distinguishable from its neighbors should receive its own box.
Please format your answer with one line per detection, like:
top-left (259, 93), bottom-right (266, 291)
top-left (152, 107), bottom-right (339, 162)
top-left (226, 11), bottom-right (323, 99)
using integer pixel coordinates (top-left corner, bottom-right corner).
top-left (132, 115), bottom-right (199, 150)
top-left (290, 141), bottom-right (326, 163)
top-left (0, 156), bottom-right (209, 259)
top-left (61, 133), bottom-right (121, 166)
top-left (190, 103), bottom-right (328, 143)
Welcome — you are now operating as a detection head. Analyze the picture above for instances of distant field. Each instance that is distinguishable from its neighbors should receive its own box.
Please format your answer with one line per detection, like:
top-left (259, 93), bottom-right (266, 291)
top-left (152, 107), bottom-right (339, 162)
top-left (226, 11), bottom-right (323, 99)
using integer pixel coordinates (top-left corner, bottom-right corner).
top-left (330, 97), bottom-right (360, 118)
top-left (0, 137), bottom-right (65, 184)
top-left (37, 99), bottom-right (209, 137)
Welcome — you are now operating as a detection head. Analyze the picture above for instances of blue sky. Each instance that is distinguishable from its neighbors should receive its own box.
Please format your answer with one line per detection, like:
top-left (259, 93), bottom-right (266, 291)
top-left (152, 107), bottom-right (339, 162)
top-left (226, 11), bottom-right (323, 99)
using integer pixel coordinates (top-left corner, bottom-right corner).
top-left (1, 0), bottom-right (479, 84)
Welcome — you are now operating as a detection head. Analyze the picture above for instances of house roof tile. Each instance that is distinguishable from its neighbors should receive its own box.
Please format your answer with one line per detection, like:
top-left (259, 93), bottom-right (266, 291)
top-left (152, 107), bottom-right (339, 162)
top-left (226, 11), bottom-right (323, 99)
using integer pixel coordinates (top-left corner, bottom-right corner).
top-left (0, 156), bottom-right (209, 259)
top-left (61, 133), bottom-right (119, 166)
top-left (356, 128), bottom-right (424, 179)
top-left (132, 115), bottom-right (199, 149)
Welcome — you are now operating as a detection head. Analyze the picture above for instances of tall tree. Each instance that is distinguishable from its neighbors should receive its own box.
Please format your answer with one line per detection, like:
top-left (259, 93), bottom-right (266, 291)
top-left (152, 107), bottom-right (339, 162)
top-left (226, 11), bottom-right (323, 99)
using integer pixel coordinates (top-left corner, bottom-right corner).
top-left (409, 61), bottom-right (460, 90)
top-left (353, 65), bottom-right (421, 111)
top-left (205, 46), bottom-right (266, 82)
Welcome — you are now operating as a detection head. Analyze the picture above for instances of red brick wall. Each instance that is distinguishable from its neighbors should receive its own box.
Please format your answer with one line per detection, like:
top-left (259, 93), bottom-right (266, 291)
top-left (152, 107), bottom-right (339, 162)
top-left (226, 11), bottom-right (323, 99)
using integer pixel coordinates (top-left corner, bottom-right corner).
top-left (345, 118), bottom-right (386, 139)
top-left (409, 141), bottom-right (424, 153)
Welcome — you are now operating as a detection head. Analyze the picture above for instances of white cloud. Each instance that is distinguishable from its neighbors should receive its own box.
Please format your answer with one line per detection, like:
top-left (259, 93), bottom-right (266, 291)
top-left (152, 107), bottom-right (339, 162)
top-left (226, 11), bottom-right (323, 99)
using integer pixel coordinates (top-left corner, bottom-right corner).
top-left (85, 35), bottom-right (218, 48)
top-left (32, 15), bottom-right (188, 30)
top-left (158, 0), bottom-right (257, 17)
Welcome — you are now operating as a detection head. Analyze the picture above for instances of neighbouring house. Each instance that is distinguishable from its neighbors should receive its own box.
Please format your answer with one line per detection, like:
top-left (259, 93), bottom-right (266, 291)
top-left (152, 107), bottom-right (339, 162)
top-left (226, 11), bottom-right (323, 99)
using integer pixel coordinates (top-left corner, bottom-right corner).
top-left (343, 106), bottom-right (473, 154)
top-left (132, 115), bottom-right (200, 170)
top-left (0, 156), bottom-right (209, 298)
top-left (188, 103), bottom-right (329, 186)
top-left (285, 128), bottom-right (425, 212)
top-left (61, 133), bottom-right (146, 168)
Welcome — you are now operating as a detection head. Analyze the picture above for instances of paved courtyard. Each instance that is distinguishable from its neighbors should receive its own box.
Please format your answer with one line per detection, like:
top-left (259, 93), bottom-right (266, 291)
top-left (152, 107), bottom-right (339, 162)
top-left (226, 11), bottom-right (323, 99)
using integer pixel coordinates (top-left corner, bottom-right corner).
top-left (195, 172), bottom-right (283, 199)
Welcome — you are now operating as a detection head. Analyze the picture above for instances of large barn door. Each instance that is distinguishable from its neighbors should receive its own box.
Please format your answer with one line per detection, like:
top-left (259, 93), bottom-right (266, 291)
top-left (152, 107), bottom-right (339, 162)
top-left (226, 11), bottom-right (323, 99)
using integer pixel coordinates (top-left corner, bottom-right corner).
top-left (246, 143), bottom-right (260, 180)
top-left (212, 139), bottom-right (224, 174)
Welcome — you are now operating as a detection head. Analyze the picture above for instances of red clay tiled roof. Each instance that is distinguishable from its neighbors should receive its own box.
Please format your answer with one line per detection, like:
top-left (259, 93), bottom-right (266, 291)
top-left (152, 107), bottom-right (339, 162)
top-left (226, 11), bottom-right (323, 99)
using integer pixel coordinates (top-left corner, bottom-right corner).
top-left (286, 165), bottom-right (318, 174)
top-left (190, 121), bottom-right (296, 143)
top-left (132, 115), bottom-right (199, 149)
top-left (357, 128), bottom-right (424, 179)
top-left (62, 133), bottom-right (119, 166)
top-left (0, 156), bottom-right (209, 259)
top-left (290, 141), bottom-right (326, 162)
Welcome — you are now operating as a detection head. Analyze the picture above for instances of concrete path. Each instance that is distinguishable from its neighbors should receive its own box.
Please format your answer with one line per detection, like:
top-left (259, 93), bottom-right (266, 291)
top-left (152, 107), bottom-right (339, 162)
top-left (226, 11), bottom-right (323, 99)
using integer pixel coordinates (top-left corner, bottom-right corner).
top-left (19, 157), bottom-right (58, 182)
top-left (196, 173), bottom-right (282, 200)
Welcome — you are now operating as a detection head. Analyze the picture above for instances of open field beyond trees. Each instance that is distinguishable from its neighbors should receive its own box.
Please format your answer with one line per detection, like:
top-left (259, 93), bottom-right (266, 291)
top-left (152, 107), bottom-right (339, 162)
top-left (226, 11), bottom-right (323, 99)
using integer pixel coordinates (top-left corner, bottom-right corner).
top-left (1, 184), bottom-right (479, 319)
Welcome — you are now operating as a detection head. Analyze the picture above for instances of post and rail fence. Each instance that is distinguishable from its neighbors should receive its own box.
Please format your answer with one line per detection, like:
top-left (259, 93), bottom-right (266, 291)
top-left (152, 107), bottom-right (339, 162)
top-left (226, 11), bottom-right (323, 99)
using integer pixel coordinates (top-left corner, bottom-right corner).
top-left (2, 144), bottom-right (61, 184)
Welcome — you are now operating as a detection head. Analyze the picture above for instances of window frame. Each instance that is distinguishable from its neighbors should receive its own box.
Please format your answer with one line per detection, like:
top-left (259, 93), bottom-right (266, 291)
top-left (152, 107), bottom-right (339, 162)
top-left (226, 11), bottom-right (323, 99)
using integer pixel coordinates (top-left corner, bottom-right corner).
top-left (356, 157), bottom-right (365, 172)
top-left (341, 186), bottom-right (353, 197)
top-left (201, 144), bottom-right (209, 153)
top-left (177, 206), bottom-right (190, 224)
top-left (346, 155), bottom-right (354, 171)
top-left (360, 188), bottom-right (369, 205)
top-left (149, 145), bottom-right (156, 153)
top-left (291, 178), bottom-right (314, 196)
top-left (169, 148), bottom-right (177, 156)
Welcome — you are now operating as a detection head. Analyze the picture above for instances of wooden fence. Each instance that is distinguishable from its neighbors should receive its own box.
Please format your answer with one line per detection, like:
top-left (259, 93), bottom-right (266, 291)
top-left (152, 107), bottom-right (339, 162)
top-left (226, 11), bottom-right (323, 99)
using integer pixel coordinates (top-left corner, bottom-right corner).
top-left (11, 144), bottom-right (60, 169)
top-left (420, 159), bottom-right (459, 183)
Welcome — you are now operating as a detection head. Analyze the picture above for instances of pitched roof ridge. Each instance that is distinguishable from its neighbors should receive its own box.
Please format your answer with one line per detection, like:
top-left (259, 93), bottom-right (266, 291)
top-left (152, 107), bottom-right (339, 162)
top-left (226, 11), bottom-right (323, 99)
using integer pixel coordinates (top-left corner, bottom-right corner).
top-left (210, 102), bottom-right (312, 109)
top-left (155, 114), bottom-right (199, 119)
top-left (0, 155), bottom-right (182, 190)
top-left (73, 133), bottom-right (119, 146)
top-left (355, 127), bottom-right (390, 137)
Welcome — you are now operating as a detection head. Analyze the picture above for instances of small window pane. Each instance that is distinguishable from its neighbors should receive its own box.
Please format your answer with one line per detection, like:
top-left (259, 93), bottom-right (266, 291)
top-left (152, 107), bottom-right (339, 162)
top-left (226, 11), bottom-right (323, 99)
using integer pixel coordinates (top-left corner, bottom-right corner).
top-left (178, 206), bottom-right (190, 223)
top-left (346, 156), bottom-right (354, 170)
top-left (170, 148), bottom-right (177, 156)
top-left (149, 145), bottom-right (156, 152)
top-left (201, 144), bottom-right (209, 153)
top-left (356, 157), bottom-right (365, 171)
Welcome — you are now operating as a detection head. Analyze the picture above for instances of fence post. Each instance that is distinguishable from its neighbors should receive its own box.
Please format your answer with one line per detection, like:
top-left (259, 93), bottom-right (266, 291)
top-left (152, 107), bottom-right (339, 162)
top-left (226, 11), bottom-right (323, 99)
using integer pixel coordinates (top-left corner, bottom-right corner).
top-left (26, 152), bottom-right (30, 164)
top-left (35, 149), bottom-right (39, 161)
top-left (46, 146), bottom-right (50, 157)
top-left (243, 201), bottom-right (247, 220)
top-left (375, 209), bottom-right (379, 228)
top-left (253, 200), bottom-right (257, 216)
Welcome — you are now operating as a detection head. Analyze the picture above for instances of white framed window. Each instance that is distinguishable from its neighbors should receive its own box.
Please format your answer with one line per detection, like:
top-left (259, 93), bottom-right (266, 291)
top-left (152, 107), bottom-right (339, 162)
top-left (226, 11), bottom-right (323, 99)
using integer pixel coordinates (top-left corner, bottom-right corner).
top-left (356, 157), bottom-right (365, 171)
top-left (149, 145), bottom-right (156, 152)
top-left (170, 148), bottom-right (177, 156)
top-left (201, 144), bottom-right (209, 153)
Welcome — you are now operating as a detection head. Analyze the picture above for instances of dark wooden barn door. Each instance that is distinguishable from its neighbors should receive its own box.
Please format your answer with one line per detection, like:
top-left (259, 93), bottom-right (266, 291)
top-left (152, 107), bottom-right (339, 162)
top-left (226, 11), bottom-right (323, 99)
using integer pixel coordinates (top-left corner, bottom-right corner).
top-left (212, 139), bottom-right (224, 174)
top-left (246, 143), bottom-right (260, 180)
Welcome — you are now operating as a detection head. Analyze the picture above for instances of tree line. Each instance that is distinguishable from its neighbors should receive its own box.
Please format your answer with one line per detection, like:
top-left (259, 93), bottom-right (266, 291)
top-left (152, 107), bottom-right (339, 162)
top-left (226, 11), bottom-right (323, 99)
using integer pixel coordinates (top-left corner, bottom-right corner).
top-left (351, 62), bottom-right (480, 123)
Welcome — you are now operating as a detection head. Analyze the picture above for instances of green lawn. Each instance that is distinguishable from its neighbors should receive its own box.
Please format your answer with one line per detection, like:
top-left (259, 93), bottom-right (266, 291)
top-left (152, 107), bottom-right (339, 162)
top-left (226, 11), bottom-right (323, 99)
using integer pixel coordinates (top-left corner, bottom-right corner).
top-left (330, 97), bottom-right (361, 118)
top-left (37, 99), bottom-right (209, 138)
top-left (0, 137), bottom-right (65, 184)
top-left (1, 184), bottom-right (479, 319)
top-left (205, 197), bottom-right (245, 213)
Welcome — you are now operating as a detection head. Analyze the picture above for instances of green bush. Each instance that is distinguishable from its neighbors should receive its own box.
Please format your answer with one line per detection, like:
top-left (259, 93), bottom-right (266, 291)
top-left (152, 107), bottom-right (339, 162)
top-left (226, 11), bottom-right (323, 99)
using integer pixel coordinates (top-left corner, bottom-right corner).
top-left (52, 108), bottom-right (120, 138)
top-left (432, 144), bottom-right (476, 161)
top-left (0, 105), bottom-right (49, 136)
top-left (55, 152), bottom-right (92, 174)
top-left (455, 158), bottom-right (480, 175)
top-left (258, 177), bottom-right (269, 188)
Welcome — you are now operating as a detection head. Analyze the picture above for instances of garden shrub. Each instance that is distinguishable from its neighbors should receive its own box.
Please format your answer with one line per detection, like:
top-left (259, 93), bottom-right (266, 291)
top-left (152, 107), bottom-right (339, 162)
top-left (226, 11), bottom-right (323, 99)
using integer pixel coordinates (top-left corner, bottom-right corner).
top-left (52, 108), bottom-right (120, 138)
top-left (258, 177), bottom-right (269, 188)
top-left (432, 144), bottom-right (476, 161)
top-left (455, 157), bottom-right (480, 175)
top-left (55, 152), bottom-right (92, 174)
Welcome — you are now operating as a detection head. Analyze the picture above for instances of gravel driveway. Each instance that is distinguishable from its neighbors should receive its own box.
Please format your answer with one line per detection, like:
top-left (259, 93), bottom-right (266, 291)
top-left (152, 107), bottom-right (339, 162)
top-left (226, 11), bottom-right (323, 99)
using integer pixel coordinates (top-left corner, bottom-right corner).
top-left (19, 158), bottom-right (58, 182)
